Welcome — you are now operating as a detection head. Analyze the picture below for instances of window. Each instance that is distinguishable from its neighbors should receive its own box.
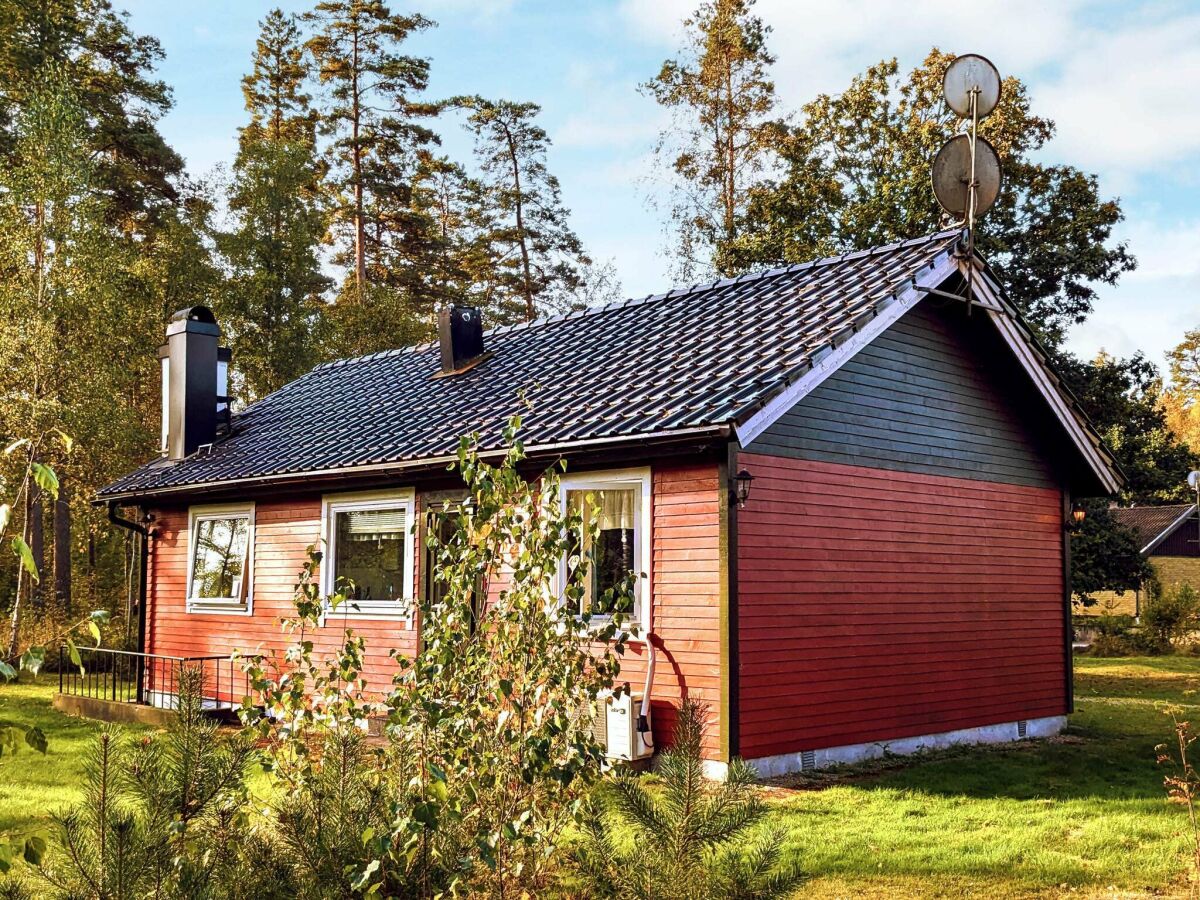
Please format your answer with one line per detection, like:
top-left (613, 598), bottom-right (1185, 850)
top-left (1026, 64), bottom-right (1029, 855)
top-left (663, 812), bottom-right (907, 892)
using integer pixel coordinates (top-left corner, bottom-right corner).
top-left (187, 504), bottom-right (254, 613)
top-left (322, 490), bottom-right (415, 620)
top-left (561, 469), bottom-right (651, 623)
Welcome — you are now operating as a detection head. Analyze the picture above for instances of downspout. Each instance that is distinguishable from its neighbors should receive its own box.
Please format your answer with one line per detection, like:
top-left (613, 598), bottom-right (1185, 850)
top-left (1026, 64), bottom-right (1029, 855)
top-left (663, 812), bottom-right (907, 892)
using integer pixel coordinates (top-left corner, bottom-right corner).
top-left (107, 502), bottom-right (149, 703)
top-left (637, 595), bottom-right (657, 752)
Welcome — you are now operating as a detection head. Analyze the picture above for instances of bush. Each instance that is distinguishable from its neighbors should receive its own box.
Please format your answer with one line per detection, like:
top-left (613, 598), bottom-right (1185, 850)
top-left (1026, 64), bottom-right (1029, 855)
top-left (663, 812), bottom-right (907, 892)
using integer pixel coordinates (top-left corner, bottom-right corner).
top-left (566, 699), bottom-right (802, 900)
top-left (1142, 583), bottom-right (1200, 652)
top-left (6, 665), bottom-right (256, 898)
top-left (1094, 614), bottom-right (1136, 637)
top-left (1087, 632), bottom-right (1139, 657)
top-left (242, 417), bottom-right (637, 896)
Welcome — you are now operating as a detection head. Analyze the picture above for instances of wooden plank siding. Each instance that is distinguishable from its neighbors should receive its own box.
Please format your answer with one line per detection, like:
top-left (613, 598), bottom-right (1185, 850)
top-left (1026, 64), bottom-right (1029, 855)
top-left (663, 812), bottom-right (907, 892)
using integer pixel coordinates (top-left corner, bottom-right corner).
top-left (735, 454), bottom-right (1066, 759)
top-left (144, 460), bottom-right (725, 759)
top-left (736, 299), bottom-right (1069, 761)
top-left (747, 301), bottom-right (1060, 488)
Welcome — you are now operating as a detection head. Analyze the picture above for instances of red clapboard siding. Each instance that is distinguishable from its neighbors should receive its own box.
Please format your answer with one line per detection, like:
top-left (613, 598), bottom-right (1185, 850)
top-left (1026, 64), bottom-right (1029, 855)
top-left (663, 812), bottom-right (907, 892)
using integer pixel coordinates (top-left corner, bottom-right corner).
top-left (735, 453), bottom-right (1066, 760)
top-left (145, 460), bottom-right (725, 759)
top-left (147, 497), bottom-right (419, 692)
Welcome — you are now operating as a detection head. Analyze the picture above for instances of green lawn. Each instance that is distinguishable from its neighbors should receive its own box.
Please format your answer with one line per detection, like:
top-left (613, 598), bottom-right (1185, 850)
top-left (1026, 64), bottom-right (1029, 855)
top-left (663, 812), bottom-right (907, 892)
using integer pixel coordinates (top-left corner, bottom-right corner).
top-left (0, 676), bottom-right (152, 844)
top-left (1, 659), bottom-right (1196, 897)
top-left (764, 656), bottom-right (1199, 898)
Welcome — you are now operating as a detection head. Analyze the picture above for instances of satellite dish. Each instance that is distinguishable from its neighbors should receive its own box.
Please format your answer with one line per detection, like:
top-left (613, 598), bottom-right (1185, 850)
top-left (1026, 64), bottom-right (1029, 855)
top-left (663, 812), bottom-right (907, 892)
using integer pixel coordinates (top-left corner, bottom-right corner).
top-left (943, 54), bottom-right (1002, 119)
top-left (1188, 470), bottom-right (1200, 491)
top-left (931, 134), bottom-right (1003, 219)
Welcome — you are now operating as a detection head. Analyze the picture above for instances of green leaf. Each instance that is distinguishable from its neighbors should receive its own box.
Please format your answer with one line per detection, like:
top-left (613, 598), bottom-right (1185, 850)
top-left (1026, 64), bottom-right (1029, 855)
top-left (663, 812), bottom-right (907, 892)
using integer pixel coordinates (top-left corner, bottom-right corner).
top-left (88, 620), bottom-right (102, 645)
top-left (19, 646), bottom-right (44, 676)
top-left (0, 660), bottom-right (16, 682)
top-left (66, 638), bottom-right (82, 671)
top-left (12, 536), bottom-right (38, 581)
top-left (30, 462), bottom-right (58, 498)
top-left (349, 859), bottom-right (380, 892)
top-left (24, 726), bottom-right (47, 754)
top-left (56, 430), bottom-right (74, 454)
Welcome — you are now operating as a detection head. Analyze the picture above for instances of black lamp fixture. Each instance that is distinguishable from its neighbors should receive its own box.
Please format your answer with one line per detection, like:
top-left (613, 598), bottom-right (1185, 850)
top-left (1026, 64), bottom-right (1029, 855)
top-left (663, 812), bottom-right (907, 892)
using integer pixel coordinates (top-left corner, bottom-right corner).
top-left (1070, 502), bottom-right (1086, 528)
top-left (734, 469), bottom-right (754, 509)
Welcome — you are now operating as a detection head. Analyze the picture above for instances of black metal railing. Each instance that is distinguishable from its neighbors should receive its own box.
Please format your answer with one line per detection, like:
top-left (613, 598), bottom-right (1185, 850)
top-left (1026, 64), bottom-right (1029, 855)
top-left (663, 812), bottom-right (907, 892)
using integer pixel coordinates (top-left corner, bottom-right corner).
top-left (58, 647), bottom-right (253, 718)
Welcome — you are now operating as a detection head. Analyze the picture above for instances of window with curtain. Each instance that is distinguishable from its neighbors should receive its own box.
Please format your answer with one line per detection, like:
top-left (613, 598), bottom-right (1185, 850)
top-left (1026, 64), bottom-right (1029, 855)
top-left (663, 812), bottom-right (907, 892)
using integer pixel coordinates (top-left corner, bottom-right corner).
top-left (567, 485), bottom-right (639, 618)
top-left (189, 510), bottom-right (251, 608)
top-left (333, 505), bottom-right (409, 605)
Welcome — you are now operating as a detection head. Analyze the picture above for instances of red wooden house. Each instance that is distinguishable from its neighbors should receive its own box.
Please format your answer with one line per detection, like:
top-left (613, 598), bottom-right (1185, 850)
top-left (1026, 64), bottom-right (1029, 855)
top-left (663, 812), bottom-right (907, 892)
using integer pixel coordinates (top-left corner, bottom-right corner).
top-left (93, 230), bottom-right (1120, 776)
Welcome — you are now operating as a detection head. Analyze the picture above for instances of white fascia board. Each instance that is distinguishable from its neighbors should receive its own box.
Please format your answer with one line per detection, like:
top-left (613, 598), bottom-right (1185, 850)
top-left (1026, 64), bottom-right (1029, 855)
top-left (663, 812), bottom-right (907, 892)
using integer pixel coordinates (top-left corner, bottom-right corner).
top-left (735, 250), bottom-right (960, 448)
top-left (1142, 504), bottom-right (1198, 555)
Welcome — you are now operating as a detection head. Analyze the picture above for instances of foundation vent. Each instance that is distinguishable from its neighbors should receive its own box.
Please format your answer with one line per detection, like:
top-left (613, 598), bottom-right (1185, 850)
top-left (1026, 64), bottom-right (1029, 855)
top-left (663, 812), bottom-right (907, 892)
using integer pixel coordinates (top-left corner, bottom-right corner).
top-left (800, 749), bottom-right (816, 771)
top-left (1016, 720), bottom-right (1028, 739)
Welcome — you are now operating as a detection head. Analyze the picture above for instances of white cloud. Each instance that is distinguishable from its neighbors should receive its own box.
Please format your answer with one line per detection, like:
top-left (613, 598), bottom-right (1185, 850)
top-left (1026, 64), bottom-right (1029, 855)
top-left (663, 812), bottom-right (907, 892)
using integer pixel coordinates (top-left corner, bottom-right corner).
top-left (1035, 16), bottom-right (1200, 178)
top-left (618, 0), bottom-right (1200, 185)
top-left (1064, 217), bottom-right (1200, 368)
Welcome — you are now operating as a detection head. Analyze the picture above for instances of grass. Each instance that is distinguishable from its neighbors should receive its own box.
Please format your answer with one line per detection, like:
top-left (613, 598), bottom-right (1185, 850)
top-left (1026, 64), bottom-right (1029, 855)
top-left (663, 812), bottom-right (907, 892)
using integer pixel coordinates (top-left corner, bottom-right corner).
top-left (0, 658), bottom-right (1196, 897)
top-left (761, 656), bottom-right (1199, 898)
top-left (0, 675), bottom-right (151, 843)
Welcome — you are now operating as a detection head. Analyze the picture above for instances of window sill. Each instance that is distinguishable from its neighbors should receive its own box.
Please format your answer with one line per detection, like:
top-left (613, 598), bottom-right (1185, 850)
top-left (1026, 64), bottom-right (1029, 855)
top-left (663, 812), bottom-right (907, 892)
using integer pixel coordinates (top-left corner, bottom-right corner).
top-left (575, 616), bottom-right (642, 639)
top-left (187, 599), bottom-right (252, 616)
top-left (323, 602), bottom-right (413, 625)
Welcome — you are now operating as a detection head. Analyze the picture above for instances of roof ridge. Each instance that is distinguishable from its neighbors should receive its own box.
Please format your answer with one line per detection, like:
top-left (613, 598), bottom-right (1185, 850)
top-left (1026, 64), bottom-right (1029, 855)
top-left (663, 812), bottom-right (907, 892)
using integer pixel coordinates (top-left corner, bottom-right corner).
top-left (309, 229), bottom-right (962, 374)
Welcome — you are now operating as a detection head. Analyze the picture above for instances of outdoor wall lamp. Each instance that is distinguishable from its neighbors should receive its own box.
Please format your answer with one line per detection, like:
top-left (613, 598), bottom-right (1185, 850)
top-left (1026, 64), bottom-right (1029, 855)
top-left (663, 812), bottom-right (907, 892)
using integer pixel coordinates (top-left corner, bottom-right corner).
top-left (733, 469), bottom-right (754, 509)
top-left (1068, 502), bottom-right (1086, 529)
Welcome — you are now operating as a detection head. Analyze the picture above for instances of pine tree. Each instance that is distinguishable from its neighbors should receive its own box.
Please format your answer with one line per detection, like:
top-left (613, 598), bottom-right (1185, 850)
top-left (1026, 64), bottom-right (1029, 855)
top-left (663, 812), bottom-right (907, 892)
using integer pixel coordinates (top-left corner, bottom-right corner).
top-left (305, 0), bottom-right (438, 296)
top-left (642, 0), bottom-right (784, 281)
top-left (0, 0), bottom-right (183, 231)
top-left (464, 98), bottom-right (590, 321)
top-left (569, 699), bottom-right (800, 899)
top-left (220, 9), bottom-right (330, 401)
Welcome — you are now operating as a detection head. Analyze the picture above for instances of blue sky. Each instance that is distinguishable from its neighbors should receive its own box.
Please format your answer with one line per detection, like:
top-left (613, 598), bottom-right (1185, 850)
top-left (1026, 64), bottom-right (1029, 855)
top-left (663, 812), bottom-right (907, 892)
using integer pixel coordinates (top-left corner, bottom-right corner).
top-left (122, 0), bottom-right (1200, 371)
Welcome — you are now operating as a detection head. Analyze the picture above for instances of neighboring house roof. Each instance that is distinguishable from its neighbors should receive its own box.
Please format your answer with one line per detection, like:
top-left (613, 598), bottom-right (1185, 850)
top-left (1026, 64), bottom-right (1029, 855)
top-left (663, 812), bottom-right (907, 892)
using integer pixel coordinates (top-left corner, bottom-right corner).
top-left (98, 229), bottom-right (1122, 502)
top-left (1110, 504), bottom-right (1198, 554)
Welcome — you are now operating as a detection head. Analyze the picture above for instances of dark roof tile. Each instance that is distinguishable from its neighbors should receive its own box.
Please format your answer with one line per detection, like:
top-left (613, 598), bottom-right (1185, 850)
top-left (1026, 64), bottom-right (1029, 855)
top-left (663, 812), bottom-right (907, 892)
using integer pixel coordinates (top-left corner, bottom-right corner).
top-left (99, 230), bottom-right (961, 500)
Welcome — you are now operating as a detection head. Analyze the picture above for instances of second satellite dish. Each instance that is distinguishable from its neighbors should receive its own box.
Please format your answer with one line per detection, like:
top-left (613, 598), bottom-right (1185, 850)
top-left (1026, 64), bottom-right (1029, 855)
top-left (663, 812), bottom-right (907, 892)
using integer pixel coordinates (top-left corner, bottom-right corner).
top-left (942, 54), bottom-right (1002, 118)
top-left (932, 134), bottom-right (1002, 219)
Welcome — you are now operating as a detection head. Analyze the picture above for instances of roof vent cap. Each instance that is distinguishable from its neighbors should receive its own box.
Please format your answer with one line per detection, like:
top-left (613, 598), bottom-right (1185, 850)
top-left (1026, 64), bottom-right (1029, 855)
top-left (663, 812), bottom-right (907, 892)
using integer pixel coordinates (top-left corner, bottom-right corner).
top-left (438, 305), bottom-right (485, 374)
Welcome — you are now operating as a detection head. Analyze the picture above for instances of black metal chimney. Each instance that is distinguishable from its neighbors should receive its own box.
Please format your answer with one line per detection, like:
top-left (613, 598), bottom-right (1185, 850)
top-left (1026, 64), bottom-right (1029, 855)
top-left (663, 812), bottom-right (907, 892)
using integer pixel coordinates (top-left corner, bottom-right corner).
top-left (161, 306), bottom-right (221, 460)
top-left (438, 305), bottom-right (485, 374)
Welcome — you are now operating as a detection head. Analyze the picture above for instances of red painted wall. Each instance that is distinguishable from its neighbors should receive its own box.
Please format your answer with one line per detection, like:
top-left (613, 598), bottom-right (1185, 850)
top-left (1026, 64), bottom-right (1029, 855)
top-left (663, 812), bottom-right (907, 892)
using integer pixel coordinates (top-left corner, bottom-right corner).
top-left (145, 460), bottom-right (725, 758)
top-left (736, 452), bottom-right (1066, 761)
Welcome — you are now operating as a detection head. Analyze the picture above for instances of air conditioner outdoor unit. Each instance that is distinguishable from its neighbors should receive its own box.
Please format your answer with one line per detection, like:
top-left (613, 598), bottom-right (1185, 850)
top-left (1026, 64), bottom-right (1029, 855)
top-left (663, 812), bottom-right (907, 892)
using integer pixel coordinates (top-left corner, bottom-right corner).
top-left (591, 689), bottom-right (652, 762)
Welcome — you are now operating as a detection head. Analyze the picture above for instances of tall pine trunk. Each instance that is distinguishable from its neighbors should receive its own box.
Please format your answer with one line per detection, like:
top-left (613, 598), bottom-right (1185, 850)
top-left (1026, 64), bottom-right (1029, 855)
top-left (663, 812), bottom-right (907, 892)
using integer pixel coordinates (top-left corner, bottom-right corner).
top-left (503, 127), bottom-right (536, 321)
top-left (351, 27), bottom-right (367, 293)
top-left (54, 480), bottom-right (71, 615)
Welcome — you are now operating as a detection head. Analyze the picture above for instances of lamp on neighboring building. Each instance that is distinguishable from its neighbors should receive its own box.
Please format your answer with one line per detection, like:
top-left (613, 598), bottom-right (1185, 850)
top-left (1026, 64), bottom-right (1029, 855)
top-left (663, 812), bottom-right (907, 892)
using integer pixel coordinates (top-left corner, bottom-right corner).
top-left (734, 469), bottom-right (754, 509)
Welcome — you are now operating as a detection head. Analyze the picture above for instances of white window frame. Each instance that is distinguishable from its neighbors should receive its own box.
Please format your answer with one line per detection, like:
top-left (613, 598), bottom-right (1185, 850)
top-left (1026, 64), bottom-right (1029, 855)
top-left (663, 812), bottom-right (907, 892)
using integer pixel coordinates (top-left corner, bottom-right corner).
top-left (320, 488), bottom-right (416, 623)
top-left (186, 503), bottom-right (255, 615)
top-left (559, 467), bottom-right (652, 626)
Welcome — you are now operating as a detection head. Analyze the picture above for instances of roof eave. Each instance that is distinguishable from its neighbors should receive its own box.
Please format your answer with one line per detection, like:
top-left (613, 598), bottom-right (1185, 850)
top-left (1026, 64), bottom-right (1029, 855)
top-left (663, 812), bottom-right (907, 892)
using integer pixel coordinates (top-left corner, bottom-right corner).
top-left (94, 423), bottom-right (733, 507)
top-left (1142, 504), bottom-right (1198, 555)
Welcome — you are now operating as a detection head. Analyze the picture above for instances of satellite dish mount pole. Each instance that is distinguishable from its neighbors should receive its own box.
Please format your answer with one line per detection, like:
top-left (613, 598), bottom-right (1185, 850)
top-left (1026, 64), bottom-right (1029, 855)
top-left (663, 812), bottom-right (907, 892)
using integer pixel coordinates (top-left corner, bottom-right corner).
top-left (965, 83), bottom-right (980, 313)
